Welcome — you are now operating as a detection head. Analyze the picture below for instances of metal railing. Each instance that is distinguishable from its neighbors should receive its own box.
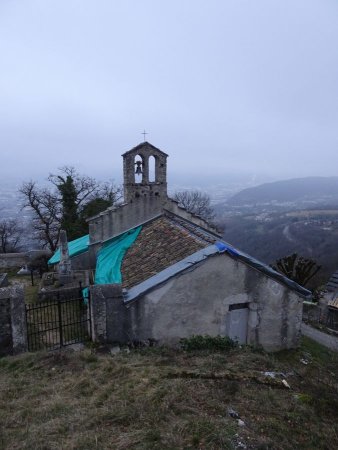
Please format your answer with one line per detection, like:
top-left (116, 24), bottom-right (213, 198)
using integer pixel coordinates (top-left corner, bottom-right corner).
top-left (25, 291), bottom-right (91, 351)
top-left (303, 305), bottom-right (338, 331)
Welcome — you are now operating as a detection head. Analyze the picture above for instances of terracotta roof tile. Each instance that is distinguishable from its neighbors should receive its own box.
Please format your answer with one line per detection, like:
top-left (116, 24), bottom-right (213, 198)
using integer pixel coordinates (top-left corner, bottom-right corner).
top-left (121, 214), bottom-right (217, 289)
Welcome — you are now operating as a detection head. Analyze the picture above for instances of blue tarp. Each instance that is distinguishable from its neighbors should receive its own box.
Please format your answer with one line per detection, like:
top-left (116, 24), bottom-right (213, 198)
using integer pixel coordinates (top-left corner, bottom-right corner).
top-left (215, 241), bottom-right (239, 256)
top-left (94, 226), bottom-right (142, 285)
top-left (48, 234), bottom-right (90, 265)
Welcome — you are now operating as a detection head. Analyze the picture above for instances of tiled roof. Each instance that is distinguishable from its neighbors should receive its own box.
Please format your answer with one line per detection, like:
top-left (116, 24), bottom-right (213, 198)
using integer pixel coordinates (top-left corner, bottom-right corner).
top-left (121, 214), bottom-right (217, 289)
top-left (120, 211), bottom-right (311, 299)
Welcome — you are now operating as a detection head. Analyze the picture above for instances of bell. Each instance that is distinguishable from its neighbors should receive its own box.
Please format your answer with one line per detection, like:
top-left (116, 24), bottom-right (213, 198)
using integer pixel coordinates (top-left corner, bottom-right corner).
top-left (135, 161), bottom-right (143, 175)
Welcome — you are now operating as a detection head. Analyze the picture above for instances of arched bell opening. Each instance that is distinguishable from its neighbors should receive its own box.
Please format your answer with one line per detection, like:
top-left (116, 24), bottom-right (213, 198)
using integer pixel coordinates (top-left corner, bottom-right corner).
top-left (134, 154), bottom-right (143, 183)
top-left (149, 155), bottom-right (156, 182)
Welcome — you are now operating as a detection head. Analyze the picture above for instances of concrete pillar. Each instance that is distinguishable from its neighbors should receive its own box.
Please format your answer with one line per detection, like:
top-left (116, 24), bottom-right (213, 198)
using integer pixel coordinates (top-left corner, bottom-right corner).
top-left (0, 284), bottom-right (27, 356)
top-left (90, 284), bottom-right (125, 344)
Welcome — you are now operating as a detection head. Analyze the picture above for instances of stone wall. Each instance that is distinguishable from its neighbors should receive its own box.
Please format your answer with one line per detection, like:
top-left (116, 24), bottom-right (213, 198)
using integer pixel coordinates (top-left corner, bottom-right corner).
top-left (89, 198), bottom-right (218, 248)
top-left (88, 198), bottom-right (220, 270)
top-left (0, 285), bottom-right (27, 356)
top-left (88, 198), bottom-right (164, 245)
top-left (122, 143), bottom-right (168, 203)
top-left (0, 253), bottom-right (28, 269)
top-left (0, 250), bottom-right (50, 270)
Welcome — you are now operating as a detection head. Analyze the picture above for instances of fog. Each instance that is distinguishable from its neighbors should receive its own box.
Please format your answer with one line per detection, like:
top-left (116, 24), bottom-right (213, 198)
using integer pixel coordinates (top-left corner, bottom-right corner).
top-left (0, 0), bottom-right (337, 184)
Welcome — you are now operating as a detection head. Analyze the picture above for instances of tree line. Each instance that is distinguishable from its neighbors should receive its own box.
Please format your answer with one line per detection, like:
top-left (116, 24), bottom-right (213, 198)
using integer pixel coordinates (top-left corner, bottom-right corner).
top-left (1, 167), bottom-right (215, 254)
top-left (0, 171), bottom-right (323, 290)
top-left (0, 167), bottom-right (122, 253)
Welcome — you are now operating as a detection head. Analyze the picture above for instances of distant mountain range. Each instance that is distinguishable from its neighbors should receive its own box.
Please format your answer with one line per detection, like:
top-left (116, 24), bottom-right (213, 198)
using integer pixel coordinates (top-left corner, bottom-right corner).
top-left (227, 176), bottom-right (338, 206)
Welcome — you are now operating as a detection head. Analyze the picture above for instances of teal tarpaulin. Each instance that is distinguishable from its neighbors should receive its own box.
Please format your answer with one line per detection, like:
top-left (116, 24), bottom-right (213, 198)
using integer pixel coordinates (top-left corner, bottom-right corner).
top-left (95, 226), bottom-right (142, 285)
top-left (48, 234), bottom-right (90, 265)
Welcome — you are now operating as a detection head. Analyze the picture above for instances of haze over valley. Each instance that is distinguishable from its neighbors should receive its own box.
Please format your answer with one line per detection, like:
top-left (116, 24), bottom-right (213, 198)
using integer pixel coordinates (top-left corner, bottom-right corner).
top-left (3, 172), bottom-right (338, 288)
top-left (1, 0), bottom-right (338, 286)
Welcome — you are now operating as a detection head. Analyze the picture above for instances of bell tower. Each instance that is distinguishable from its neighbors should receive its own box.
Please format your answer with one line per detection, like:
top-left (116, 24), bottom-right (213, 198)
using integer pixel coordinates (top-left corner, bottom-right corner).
top-left (122, 142), bottom-right (168, 204)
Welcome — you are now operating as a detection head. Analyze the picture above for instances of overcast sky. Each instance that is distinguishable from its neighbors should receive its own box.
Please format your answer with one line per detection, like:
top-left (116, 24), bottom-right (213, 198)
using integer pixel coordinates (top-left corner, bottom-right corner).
top-left (0, 0), bottom-right (337, 185)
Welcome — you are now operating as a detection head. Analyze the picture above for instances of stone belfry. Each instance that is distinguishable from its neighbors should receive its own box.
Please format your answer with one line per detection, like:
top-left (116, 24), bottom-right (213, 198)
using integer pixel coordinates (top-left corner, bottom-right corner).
top-left (122, 142), bottom-right (168, 203)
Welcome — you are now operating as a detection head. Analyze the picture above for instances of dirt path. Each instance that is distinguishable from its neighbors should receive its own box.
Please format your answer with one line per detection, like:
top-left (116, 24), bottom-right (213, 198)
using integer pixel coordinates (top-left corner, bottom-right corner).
top-left (282, 223), bottom-right (313, 254)
top-left (283, 224), bottom-right (297, 244)
top-left (302, 322), bottom-right (338, 352)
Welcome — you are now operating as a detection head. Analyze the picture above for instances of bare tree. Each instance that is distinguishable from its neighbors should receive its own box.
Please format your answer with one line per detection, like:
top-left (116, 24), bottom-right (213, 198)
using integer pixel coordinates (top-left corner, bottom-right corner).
top-left (19, 181), bottom-right (61, 252)
top-left (99, 180), bottom-right (123, 205)
top-left (20, 167), bottom-right (122, 251)
top-left (0, 219), bottom-right (22, 253)
top-left (173, 190), bottom-right (215, 222)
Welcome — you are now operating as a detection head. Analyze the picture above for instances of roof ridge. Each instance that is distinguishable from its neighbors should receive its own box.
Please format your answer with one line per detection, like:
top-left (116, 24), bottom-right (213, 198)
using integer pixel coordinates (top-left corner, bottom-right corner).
top-left (163, 209), bottom-right (220, 242)
top-left (168, 198), bottom-right (221, 234)
top-left (122, 141), bottom-right (169, 157)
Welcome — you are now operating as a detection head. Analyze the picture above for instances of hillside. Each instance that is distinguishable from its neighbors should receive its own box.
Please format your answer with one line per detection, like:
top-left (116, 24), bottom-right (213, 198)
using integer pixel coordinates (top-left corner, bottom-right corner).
top-left (227, 177), bottom-right (338, 206)
top-left (214, 177), bottom-right (338, 287)
top-left (216, 208), bottom-right (338, 288)
top-left (0, 339), bottom-right (337, 449)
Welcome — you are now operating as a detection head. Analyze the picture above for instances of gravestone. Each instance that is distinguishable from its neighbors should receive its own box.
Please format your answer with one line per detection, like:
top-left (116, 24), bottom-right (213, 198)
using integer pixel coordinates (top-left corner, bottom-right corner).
top-left (58, 230), bottom-right (73, 285)
top-left (0, 273), bottom-right (9, 287)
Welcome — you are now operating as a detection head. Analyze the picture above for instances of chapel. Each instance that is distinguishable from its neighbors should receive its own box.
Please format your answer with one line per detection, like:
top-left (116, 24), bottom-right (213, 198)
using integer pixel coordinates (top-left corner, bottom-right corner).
top-left (51, 142), bottom-right (310, 351)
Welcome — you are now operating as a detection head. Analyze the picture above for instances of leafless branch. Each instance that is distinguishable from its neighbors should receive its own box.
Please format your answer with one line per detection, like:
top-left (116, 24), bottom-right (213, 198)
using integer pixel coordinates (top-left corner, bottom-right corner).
top-left (173, 190), bottom-right (215, 222)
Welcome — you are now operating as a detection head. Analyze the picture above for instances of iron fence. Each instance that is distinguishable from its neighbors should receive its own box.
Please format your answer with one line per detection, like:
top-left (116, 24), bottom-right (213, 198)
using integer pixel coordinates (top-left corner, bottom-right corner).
top-left (26, 293), bottom-right (91, 351)
top-left (303, 305), bottom-right (338, 331)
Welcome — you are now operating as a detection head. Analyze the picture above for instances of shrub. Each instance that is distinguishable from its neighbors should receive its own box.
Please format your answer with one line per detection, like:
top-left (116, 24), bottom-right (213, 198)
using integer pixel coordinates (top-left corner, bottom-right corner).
top-left (179, 335), bottom-right (236, 352)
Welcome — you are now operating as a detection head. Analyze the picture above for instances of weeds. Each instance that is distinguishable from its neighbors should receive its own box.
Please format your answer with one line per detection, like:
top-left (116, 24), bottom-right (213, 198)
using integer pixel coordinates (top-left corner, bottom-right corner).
top-left (180, 334), bottom-right (237, 352)
top-left (0, 338), bottom-right (337, 449)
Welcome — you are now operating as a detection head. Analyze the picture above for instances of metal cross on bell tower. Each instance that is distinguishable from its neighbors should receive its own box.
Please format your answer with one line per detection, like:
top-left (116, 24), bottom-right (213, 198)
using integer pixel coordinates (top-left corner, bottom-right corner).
top-left (141, 130), bottom-right (148, 142)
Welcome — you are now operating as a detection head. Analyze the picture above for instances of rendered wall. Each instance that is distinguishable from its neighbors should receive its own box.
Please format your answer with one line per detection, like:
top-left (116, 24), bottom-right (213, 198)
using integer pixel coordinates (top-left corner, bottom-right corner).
top-left (89, 198), bottom-right (164, 244)
top-left (125, 254), bottom-right (303, 351)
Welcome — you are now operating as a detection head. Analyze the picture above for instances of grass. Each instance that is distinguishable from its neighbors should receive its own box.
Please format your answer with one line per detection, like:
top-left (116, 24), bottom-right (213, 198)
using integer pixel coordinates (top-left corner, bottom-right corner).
top-left (5, 272), bottom-right (40, 304)
top-left (0, 337), bottom-right (337, 449)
